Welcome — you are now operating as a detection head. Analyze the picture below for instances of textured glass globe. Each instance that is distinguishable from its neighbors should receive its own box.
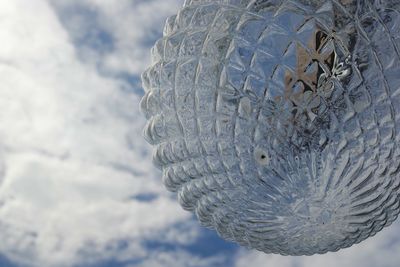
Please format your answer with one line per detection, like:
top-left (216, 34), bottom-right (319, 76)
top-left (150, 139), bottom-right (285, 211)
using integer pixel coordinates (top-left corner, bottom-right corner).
top-left (140, 0), bottom-right (400, 255)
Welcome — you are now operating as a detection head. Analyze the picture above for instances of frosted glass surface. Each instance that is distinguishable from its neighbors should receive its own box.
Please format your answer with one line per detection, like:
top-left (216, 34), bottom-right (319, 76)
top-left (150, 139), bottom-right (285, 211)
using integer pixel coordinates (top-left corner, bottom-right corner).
top-left (140, 0), bottom-right (400, 255)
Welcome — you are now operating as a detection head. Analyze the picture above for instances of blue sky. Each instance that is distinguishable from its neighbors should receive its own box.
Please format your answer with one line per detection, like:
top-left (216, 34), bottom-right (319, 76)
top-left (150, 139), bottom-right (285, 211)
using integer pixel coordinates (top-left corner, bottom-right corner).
top-left (0, 0), bottom-right (400, 267)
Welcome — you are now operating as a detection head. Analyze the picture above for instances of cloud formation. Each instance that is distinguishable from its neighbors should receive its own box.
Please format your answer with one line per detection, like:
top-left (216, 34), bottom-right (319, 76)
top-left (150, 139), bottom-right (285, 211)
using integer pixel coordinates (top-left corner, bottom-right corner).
top-left (0, 0), bottom-right (217, 266)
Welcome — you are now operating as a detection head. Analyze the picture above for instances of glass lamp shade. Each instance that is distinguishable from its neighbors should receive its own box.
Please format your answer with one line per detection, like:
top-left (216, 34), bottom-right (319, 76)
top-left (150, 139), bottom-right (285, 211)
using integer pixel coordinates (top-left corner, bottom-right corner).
top-left (140, 0), bottom-right (400, 255)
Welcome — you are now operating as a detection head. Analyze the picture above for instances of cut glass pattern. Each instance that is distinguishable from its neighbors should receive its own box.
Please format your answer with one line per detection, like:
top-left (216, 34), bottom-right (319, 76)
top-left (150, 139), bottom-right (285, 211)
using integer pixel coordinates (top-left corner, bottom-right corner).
top-left (140, 0), bottom-right (400, 255)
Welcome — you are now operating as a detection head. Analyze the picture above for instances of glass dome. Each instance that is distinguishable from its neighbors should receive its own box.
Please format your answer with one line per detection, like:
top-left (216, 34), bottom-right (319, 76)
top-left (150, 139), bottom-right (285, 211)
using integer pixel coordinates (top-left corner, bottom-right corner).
top-left (140, 0), bottom-right (400, 255)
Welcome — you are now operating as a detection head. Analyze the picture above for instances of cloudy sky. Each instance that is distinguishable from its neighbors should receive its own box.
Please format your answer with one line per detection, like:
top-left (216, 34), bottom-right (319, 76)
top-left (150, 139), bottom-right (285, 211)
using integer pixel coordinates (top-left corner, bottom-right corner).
top-left (0, 0), bottom-right (400, 266)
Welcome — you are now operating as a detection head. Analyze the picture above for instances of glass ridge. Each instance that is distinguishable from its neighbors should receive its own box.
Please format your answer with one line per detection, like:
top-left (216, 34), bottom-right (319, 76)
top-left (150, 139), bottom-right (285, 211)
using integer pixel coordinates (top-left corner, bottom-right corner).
top-left (140, 0), bottom-right (400, 255)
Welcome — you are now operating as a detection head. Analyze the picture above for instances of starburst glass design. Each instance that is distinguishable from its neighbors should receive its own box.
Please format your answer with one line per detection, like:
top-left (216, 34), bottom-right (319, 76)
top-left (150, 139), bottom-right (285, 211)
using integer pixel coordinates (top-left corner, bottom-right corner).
top-left (140, 0), bottom-right (400, 255)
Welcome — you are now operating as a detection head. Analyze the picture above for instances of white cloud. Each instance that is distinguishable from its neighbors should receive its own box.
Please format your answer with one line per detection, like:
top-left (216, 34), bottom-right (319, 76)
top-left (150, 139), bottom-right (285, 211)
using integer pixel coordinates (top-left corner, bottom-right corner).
top-left (131, 250), bottom-right (227, 267)
top-left (49, 0), bottom-right (183, 76)
top-left (0, 0), bottom-right (198, 266)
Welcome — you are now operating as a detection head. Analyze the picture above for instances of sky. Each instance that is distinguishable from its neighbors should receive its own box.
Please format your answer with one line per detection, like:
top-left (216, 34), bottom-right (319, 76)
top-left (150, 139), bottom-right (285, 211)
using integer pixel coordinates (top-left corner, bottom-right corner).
top-left (0, 0), bottom-right (400, 267)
